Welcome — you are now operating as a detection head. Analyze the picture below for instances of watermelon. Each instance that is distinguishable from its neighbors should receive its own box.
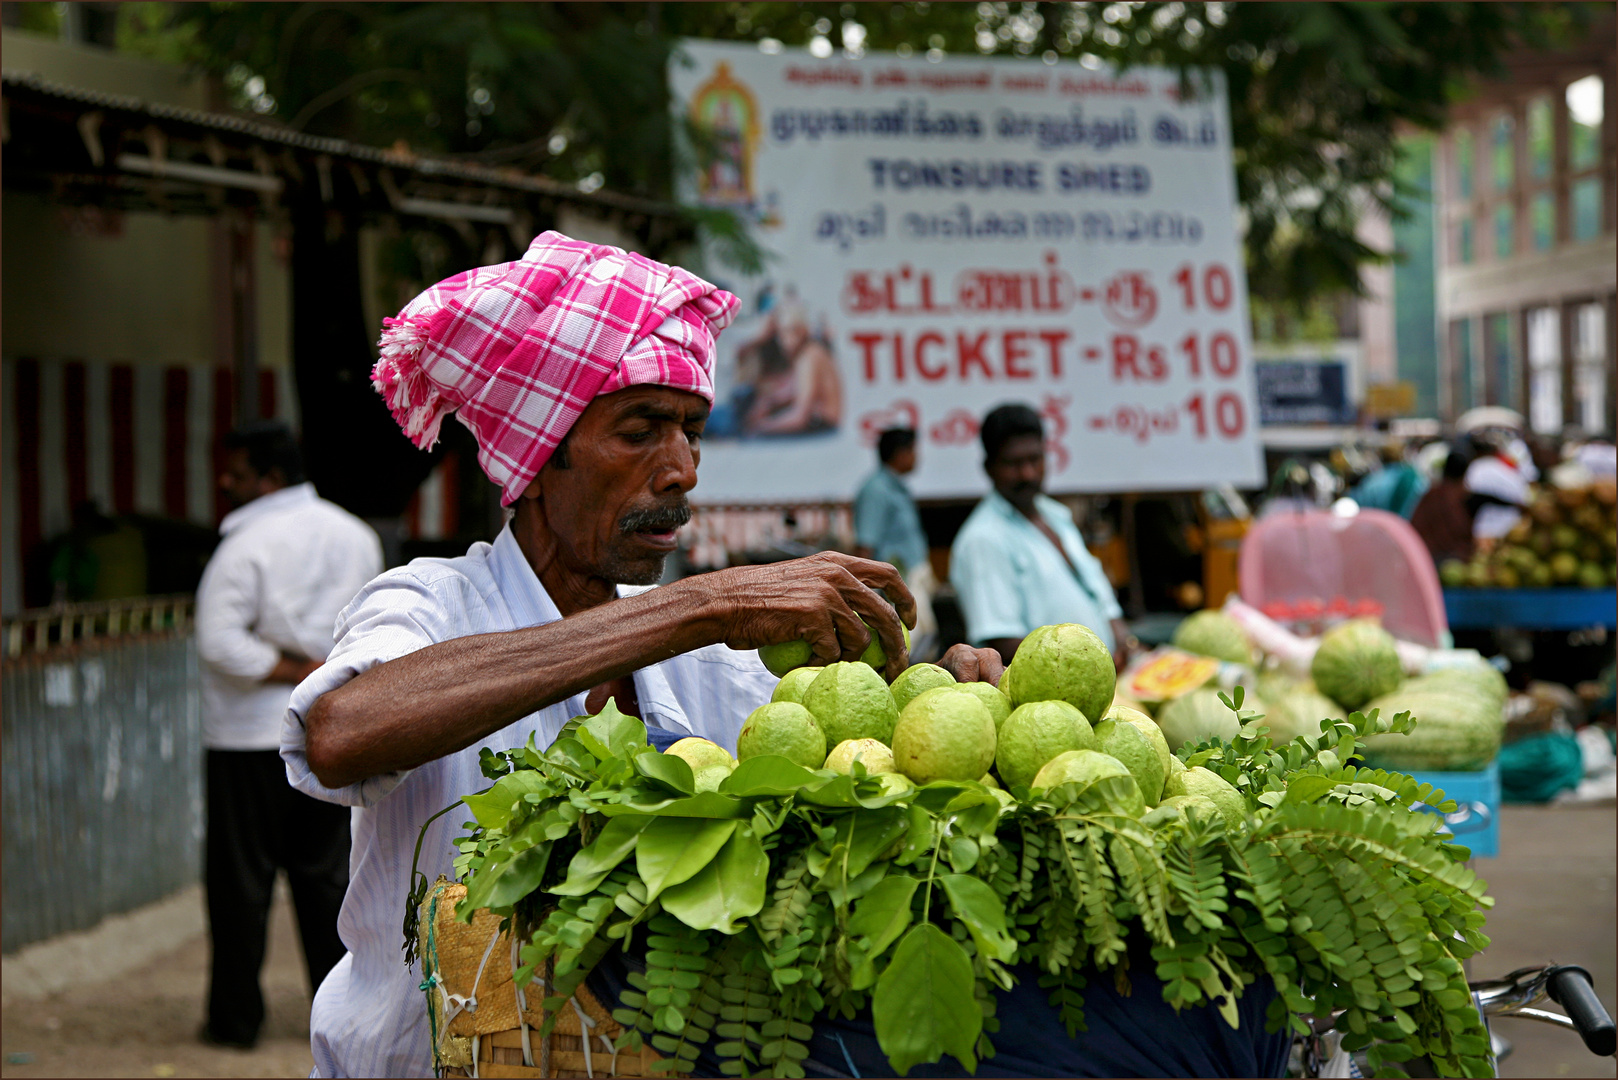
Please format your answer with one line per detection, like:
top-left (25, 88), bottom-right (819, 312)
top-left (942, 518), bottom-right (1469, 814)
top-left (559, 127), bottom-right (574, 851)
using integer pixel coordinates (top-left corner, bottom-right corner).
top-left (1154, 688), bottom-right (1243, 751)
top-left (1311, 621), bottom-right (1403, 711)
top-left (1358, 689), bottom-right (1504, 772)
top-left (1171, 610), bottom-right (1255, 666)
top-left (1266, 687), bottom-right (1343, 745)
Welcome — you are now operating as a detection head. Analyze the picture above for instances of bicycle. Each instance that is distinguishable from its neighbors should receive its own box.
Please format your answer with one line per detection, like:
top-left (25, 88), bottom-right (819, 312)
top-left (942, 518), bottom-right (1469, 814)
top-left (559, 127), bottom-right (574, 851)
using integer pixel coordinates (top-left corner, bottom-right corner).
top-left (1300, 962), bottom-right (1615, 1077)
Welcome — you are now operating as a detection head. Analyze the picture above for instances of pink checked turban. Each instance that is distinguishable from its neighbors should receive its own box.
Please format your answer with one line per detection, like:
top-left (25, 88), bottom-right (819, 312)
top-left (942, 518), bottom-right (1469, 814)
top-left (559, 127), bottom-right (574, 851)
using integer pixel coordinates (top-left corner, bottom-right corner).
top-left (372, 231), bottom-right (739, 505)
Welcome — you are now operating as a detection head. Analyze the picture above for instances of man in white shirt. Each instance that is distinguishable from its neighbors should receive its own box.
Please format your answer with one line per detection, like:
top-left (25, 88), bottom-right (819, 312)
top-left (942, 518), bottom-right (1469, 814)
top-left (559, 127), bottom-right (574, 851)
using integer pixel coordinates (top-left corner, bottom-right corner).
top-left (196, 421), bottom-right (382, 1049)
top-left (951, 404), bottom-right (1135, 670)
top-left (281, 233), bottom-right (1001, 1076)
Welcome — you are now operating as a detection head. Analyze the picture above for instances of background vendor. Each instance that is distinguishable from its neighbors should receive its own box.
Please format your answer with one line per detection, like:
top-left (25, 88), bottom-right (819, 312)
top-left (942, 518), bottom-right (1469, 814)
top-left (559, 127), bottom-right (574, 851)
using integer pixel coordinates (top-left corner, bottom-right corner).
top-left (951, 403), bottom-right (1136, 672)
top-left (280, 233), bottom-right (1002, 1078)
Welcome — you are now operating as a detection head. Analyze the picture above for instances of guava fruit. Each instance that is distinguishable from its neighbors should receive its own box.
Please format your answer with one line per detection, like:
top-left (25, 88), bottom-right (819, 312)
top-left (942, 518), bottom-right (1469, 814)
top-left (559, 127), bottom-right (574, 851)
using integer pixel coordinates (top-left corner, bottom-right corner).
top-left (979, 772), bottom-right (1002, 789)
top-left (952, 681), bottom-right (1013, 732)
top-left (736, 702), bottom-right (827, 769)
top-left (664, 737), bottom-right (735, 773)
top-left (995, 700), bottom-right (1097, 790)
top-left (758, 639), bottom-right (813, 678)
top-left (890, 686), bottom-right (997, 785)
top-left (890, 663), bottom-right (957, 713)
top-left (1030, 750), bottom-right (1145, 815)
top-left (1158, 793), bottom-right (1222, 822)
top-left (1163, 754), bottom-right (1188, 796)
top-left (693, 764), bottom-right (734, 792)
top-left (860, 620), bottom-right (912, 671)
top-left (1093, 717), bottom-right (1165, 804)
top-left (1310, 620), bottom-right (1403, 711)
top-left (803, 662), bottom-right (900, 746)
top-left (1171, 610), bottom-right (1254, 665)
top-left (1002, 623), bottom-right (1115, 726)
top-left (1155, 688), bottom-right (1241, 751)
top-left (1178, 766), bottom-right (1247, 832)
top-left (772, 666), bottom-right (825, 706)
top-left (824, 738), bottom-right (897, 775)
top-left (1100, 704), bottom-right (1172, 780)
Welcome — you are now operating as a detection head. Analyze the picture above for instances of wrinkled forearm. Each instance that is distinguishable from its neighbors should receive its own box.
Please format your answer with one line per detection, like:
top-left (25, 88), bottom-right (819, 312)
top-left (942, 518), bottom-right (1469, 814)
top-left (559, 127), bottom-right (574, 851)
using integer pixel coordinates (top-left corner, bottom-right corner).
top-left (304, 578), bottom-right (727, 788)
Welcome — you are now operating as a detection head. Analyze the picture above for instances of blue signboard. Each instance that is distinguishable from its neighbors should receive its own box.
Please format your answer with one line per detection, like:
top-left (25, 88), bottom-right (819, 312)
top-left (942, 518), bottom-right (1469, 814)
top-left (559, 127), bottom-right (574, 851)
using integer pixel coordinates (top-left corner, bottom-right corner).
top-left (1254, 360), bottom-right (1354, 425)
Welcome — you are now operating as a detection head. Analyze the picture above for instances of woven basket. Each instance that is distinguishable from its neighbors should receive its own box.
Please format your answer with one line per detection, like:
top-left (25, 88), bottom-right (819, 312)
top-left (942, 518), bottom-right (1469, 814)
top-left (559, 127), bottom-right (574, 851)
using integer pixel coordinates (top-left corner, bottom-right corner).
top-left (420, 877), bottom-right (663, 1078)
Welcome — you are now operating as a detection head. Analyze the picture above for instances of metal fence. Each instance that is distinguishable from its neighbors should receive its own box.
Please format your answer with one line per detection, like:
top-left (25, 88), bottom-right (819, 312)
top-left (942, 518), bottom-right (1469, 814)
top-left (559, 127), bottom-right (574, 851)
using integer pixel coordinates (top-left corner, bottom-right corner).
top-left (2, 597), bottom-right (203, 953)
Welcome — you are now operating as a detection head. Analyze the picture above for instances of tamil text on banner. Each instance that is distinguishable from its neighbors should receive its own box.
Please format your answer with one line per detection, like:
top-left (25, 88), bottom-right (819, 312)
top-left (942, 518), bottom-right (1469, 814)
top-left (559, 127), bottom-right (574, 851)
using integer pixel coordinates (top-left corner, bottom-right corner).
top-left (670, 40), bottom-right (1264, 502)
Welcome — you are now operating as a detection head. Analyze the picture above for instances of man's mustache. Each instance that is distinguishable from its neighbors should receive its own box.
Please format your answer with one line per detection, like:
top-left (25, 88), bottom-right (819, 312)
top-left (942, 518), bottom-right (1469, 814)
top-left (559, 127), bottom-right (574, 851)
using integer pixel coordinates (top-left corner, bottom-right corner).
top-left (619, 499), bottom-right (692, 534)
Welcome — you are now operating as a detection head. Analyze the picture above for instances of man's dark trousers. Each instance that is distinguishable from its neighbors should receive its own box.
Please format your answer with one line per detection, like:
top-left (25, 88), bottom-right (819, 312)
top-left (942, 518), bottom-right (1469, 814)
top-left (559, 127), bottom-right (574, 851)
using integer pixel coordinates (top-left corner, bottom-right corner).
top-left (205, 749), bottom-right (350, 1045)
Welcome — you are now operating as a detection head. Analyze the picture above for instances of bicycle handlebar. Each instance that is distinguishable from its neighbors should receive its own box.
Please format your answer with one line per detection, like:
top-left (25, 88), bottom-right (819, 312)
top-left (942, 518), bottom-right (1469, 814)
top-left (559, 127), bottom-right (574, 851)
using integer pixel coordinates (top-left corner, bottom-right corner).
top-left (1546, 965), bottom-right (1616, 1057)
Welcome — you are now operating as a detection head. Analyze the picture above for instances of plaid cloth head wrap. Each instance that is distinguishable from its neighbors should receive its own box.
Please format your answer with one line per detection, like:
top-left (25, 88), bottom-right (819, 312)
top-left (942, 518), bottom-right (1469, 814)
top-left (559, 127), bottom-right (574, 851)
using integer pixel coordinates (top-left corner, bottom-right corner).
top-left (372, 231), bottom-right (739, 505)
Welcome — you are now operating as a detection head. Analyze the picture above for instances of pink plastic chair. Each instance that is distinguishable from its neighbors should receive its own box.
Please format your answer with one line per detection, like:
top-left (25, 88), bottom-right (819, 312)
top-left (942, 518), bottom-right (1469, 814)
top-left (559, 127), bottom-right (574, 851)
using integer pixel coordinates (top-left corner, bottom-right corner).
top-left (1238, 508), bottom-right (1450, 646)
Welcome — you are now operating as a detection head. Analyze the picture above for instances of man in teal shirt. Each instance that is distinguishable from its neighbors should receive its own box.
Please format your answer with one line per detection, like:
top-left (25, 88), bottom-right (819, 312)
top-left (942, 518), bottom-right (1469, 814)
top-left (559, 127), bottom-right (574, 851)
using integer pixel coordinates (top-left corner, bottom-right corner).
top-left (854, 428), bottom-right (927, 573)
top-left (854, 427), bottom-right (936, 656)
top-left (950, 404), bottom-right (1134, 669)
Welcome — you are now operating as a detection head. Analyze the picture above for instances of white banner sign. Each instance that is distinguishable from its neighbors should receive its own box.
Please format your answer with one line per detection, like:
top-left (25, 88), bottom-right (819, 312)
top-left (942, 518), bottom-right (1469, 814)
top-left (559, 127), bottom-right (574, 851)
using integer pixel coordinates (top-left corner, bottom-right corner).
top-left (671, 41), bottom-right (1263, 502)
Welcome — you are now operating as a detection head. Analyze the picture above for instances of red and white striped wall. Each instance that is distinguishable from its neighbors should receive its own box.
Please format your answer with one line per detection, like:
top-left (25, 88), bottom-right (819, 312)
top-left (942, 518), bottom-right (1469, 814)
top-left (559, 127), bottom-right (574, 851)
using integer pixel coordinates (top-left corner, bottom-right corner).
top-left (1, 357), bottom-right (298, 615)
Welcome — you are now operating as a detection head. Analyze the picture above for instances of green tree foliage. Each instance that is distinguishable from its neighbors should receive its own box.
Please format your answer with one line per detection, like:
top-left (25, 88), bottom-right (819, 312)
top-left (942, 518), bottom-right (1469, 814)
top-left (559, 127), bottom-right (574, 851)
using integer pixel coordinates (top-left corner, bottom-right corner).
top-left (38, 1), bottom-right (1597, 307)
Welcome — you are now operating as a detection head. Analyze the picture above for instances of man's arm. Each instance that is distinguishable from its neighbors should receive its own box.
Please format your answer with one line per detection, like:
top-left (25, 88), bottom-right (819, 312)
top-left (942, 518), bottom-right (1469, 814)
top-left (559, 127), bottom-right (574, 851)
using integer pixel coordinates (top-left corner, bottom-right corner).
top-left (304, 553), bottom-right (915, 789)
top-left (196, 547), bottom-right (293, 683)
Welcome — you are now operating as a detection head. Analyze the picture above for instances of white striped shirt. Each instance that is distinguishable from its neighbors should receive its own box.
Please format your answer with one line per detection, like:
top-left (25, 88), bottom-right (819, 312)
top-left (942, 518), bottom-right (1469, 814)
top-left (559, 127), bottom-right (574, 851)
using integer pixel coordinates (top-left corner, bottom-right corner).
top-left (281, 526), bottom-right (775, 1078)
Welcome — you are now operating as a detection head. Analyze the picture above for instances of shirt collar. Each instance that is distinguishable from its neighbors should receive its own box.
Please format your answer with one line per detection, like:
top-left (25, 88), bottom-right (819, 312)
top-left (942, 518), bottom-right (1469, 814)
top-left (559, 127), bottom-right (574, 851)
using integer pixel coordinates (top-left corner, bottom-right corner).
top-left (218, 482), bottom-right (317, 536)
top-left (984, 487), bottom-right (1054, 524)
top-left (486, 525), bottom-right (695, 735)
top-left (488, 525), bottom-right (563, 628)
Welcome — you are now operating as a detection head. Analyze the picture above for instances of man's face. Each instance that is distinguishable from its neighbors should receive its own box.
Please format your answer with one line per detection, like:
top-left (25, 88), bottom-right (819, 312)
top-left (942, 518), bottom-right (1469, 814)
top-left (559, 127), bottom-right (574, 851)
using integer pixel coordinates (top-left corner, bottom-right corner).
top-left (534, 385), bottom-right (708, 585)
top-left (986, 433), bottom-right (1045, 513)
top-left (218, 448), bottom-right (280, 509)
top-left (889, 445), bottom-right (917, 476)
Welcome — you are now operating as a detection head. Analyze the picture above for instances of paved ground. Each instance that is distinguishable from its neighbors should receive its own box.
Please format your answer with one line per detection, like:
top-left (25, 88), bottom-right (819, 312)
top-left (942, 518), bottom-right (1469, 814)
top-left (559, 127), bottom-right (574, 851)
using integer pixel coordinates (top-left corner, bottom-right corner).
top-left (1484, 804), bottom-right (1616, 1079)
top-left (1, 884), bottom-right (313, 1078)
top-left (0, 805), bottom-right (1612, 1078)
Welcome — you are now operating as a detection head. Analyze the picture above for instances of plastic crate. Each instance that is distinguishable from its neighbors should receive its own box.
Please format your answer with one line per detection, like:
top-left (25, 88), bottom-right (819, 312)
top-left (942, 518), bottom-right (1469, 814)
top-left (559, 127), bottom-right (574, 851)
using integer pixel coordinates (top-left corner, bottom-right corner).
top-left (1403, 762), bottom-right (1500, 859)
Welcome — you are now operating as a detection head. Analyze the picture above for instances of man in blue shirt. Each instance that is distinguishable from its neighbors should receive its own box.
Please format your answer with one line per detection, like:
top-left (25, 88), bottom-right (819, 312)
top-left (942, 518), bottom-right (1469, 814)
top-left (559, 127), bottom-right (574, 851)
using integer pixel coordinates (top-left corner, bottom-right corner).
top-left (854, 428), bottom-right (937, 657)
top-left (951, 404), bottom-right (1135, 669)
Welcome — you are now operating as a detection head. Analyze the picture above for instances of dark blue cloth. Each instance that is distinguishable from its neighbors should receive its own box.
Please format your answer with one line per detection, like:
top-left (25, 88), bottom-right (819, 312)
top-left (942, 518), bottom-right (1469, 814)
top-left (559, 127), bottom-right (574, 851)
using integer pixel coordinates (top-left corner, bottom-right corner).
top-left (646, 727), bottom-right (686, 752)
top-left (587, 938), bottom-right (1292, 1078)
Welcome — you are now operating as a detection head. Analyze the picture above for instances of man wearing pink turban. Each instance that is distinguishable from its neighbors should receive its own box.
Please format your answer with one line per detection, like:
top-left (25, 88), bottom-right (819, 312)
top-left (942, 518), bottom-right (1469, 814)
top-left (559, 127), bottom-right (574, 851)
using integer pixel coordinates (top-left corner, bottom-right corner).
top-left (279, 234), bottom-right (1002, 1076)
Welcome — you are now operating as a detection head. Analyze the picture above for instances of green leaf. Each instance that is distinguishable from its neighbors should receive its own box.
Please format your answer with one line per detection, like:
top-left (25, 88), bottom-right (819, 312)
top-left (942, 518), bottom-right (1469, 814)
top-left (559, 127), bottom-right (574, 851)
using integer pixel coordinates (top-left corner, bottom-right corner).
top-left (601, 790), bottom-right (750, 819)
top-left (659, 826), bottom-right (769, 933)
top-left (828, 806), bottom-right (909, 883)
top-left (463, 843), bottom-right (551, 911)
top-left (579, 699), bottom-right (649, 761)
top-left (849, 874), bottom-right (918, 961)
top-left (939, 874), bottom-right (1017, 963)
top-left (1285, 774), bottom-right (1338, 805)
top-left (635, 751), bottom-right (696, 795)
top-left (911, 781), bottom-right (983, 815)
top-left (461, 771), bottom-right (549, 830)
top-left (873, 923), bottom-right (981, 1075)
top-left (636, 817), bottom-right (740, 899)
top-left (719, 756), bottom-right (825, 796)
top-left (551, 816), bottom-right (650, 896)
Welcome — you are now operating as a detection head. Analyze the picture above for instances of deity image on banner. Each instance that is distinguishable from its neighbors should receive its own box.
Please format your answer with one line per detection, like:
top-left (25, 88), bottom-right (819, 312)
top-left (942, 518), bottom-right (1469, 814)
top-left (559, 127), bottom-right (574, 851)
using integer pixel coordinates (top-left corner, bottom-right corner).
top-left (689, 61), bottom-right (760, 210)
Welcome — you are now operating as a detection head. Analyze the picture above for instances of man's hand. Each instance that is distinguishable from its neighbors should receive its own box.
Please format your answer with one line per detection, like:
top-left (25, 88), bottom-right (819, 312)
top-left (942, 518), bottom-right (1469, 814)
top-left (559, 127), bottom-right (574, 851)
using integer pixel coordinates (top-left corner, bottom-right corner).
top-left (702, 552), bottom-right (916, 682)
top-left (267, 654), bottom-right (321, 685)
top-left (938, 644), bottom-right (1005, 687)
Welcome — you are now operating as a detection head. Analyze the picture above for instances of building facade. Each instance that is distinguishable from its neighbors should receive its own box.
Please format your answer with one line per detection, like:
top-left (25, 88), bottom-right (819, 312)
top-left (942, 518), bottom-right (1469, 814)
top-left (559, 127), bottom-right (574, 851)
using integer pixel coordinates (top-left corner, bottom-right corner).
top-left (1431, 22), bottom-right (1616, 434)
